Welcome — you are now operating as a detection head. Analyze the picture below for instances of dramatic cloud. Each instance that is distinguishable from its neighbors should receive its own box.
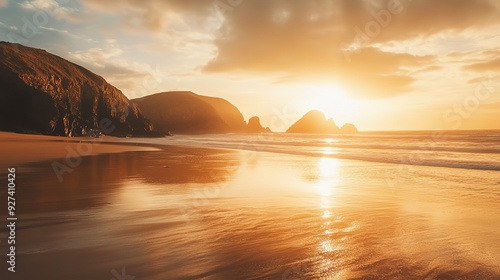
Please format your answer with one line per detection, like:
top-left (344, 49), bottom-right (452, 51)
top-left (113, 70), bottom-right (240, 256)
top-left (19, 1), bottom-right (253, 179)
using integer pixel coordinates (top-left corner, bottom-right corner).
top-left (30, 0), bottom-right (497, 98)
top-left (5, 0), bottom-right (500, 98)
top-left (199, 0), bottom-right (500, 97)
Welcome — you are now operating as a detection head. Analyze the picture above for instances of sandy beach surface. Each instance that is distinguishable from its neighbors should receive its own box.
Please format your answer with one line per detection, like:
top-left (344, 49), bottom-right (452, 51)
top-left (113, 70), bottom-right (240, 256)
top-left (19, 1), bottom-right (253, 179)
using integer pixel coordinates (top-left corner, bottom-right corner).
top-left (0, 132), bottom-right (160, 171)
top-left (0, 132), bottom-right (499, 280)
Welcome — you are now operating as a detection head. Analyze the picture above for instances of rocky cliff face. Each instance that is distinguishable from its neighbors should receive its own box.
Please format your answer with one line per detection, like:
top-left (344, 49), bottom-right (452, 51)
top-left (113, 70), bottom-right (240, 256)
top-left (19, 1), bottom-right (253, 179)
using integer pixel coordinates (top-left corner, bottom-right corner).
top-left (0, 42), bottom-right (157, 137)
top-left (286, 110), bottom-right (358, 134)
top-left (133, 91), bottom-right (252, 134)
top-left (199, 95), bottom-right (247, 132)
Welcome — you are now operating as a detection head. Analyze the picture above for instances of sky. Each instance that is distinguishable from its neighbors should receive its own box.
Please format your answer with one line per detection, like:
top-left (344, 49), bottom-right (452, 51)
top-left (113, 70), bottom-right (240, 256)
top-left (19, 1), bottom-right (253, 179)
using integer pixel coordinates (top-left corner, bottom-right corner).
top-left (1, 0), bottom-right (500, 131)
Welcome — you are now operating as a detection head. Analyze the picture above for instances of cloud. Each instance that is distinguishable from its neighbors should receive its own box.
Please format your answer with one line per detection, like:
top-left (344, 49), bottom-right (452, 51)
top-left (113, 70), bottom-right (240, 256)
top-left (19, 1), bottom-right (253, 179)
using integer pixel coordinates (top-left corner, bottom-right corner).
top-left (7, 0), bottom-right (500, 100)
top-left (467, 75), bottom-right (500, 84)
top-left (83, 0), bottom-right (215, 32)
top-left (333, 48), bottom-right (433, 98)
top-left (69, 46), bottom-right (124, 67)
top-left (0, 20), bottom-right (18, 31)
top-left (205, 39), bottom-right (433, 98)
top-left (197, 0), bottom-right (500, 98)
top-left (463, 58), bottom-right (500, 72)
top-left (0, 0), bottom-right (7, 8)
top-left (67, 44), bottom-right (166, 97)
top-left (411, 65), bottom-right (442, 75)
top-left (18, 0), bottom-right (78, 19)
top-left (19, 0), bottom-right (57, 10)
top-left (0, 20), bottom-right (77, 51)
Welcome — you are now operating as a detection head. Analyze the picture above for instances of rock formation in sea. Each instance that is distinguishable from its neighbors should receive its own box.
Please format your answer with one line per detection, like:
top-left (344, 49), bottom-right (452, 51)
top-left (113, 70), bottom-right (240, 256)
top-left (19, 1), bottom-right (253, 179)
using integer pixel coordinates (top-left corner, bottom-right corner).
top-left (245, 116), bottom-right (272, 133)
top-left (0, 42), bottom-right (158, 137)
top-left (286, 110), bottom-right (358, 134)
top-left (340, 123), bottom-right (358, 134)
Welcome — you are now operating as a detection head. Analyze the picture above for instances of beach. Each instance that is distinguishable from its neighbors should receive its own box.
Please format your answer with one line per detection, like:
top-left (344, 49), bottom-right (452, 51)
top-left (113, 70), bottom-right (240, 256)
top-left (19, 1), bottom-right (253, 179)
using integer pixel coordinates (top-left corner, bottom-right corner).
top-left (2, 1), bottom-right (500, 279)
top-left (0, 132), bottom-right (160, 171)
top-left (0, 132), bottom-right (499, 279)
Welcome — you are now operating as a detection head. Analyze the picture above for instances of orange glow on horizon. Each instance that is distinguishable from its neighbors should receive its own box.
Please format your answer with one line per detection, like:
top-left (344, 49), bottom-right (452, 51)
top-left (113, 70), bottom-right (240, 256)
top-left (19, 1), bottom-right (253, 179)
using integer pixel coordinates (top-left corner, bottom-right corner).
top-left (302, 84), bottom-right (362, 123)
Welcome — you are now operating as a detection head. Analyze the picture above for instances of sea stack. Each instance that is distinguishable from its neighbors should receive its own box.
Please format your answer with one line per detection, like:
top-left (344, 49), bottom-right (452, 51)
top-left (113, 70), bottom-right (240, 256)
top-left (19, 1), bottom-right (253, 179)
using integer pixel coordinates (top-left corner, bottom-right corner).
top-left (286, 110), bottom-right (358, 134)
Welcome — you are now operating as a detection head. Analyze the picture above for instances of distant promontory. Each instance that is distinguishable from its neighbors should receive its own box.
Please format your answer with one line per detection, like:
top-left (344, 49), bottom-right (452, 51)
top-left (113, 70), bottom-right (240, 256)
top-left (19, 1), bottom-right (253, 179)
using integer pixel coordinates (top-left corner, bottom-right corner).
top-left (132, 91), bottom-right (271, 135)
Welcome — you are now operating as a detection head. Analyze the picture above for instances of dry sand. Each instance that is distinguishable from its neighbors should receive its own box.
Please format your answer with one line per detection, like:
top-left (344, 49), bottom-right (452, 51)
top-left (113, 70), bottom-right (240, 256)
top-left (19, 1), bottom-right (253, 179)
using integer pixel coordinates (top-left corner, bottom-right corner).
top-left (0, 132), bottom-right (160, 171)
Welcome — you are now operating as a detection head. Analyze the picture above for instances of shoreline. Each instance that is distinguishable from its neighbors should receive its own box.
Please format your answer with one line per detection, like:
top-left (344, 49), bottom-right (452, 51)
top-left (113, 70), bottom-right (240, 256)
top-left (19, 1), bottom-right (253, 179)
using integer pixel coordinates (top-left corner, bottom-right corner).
top-left (0, 132), bottom-right (162, 171)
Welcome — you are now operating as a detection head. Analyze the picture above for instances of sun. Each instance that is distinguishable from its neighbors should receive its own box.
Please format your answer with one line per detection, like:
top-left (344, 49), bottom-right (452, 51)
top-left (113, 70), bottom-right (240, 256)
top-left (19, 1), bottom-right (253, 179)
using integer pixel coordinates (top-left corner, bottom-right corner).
top-left (302, 84), bottom-right (360, 123)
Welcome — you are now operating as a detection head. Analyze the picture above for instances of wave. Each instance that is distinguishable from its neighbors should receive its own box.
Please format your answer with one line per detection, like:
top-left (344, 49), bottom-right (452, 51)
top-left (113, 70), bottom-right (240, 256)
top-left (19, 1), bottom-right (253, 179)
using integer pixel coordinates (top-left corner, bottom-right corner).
top-left (159, 131), bottom-right (500, 171)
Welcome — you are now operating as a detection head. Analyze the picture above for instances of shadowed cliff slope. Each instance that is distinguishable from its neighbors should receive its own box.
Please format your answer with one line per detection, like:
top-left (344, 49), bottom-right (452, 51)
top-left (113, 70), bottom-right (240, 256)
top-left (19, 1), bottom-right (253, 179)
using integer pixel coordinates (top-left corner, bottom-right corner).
top-left (133, 91), bottom-right (252, 134)
top-left (199, 95), bottom-right (247, 131)
top-left (0, 42), bottom-right (157, 137)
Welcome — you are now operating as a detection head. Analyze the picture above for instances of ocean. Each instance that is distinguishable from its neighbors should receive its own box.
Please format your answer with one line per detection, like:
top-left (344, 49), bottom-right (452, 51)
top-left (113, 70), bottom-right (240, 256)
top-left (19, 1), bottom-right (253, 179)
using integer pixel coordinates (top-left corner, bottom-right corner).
top-left (162, 130), bottom-right (500, 171)
top-left (7, 130), bottom-right (500, 279)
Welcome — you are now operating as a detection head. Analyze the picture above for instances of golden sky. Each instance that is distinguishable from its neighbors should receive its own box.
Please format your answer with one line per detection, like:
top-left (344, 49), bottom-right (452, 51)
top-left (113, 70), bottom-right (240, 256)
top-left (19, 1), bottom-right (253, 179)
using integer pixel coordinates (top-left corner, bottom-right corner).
top-left (1, 0), bottom-right (499, 131)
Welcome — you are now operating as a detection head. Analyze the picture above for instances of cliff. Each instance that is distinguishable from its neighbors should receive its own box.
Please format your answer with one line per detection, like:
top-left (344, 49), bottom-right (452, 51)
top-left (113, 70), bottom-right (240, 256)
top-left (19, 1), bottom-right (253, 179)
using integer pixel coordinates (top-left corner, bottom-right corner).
top-left (133, 91), bottom-right (241, 134)
top-left (198, 95), bottom-right (247, 131)
top-left (0, 42), bottom-right (158, 137)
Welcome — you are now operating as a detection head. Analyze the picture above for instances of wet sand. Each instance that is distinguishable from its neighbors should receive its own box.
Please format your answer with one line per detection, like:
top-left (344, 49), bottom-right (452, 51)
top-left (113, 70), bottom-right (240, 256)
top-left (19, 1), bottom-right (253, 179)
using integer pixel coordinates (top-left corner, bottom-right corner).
top-left (0, 133), bottom-right (499, 280)
top-left (0, 132), bottom-right (161, 171)
top-left (0, 132), bottom-right (240, 279)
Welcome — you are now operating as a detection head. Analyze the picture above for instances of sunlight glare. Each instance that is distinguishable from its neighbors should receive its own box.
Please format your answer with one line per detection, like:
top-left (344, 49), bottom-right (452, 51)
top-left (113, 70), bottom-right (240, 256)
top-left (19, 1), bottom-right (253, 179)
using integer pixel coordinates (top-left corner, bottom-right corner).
top-left (322, 210), bottom-right (332, 219)
top-left (320, 157), bottom-right (339, 177)
top-left (303, 84), bottom-right (360, 121)
top-left (324, 138), bottom-right (336, 144)
top-left (316, 157), bottom-right (340, 197)
top-left (322, 147), bottom-right (338, 155)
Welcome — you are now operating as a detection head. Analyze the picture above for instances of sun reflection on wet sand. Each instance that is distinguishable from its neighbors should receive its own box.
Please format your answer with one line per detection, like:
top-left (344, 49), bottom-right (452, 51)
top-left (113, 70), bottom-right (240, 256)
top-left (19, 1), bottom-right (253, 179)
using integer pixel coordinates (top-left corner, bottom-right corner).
top-left (321, 146), bottom-right (338, 155)
top-left (316, 157), bottom-right (340, 198)
top-left (320, 197), bottom-right (331, 209)
top-left (322, 210), bottom-right (332, 219)
top-left (10, 145), bottom-right (500, 280)
top-left (319, 157), bottom-right (339, 177)
top-left (315, 156), bottom-right (346, 277)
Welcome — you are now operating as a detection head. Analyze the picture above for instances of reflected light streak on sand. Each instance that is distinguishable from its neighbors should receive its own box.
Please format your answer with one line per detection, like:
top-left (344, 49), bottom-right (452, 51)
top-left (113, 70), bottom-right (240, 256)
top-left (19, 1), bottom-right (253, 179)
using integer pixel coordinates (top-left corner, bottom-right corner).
top-left (317, 157), bottom-right (340, 198)
top-left (321, 146), bottom-right (338, 155)
top-left (316, 156), bottom-right (344, 275)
